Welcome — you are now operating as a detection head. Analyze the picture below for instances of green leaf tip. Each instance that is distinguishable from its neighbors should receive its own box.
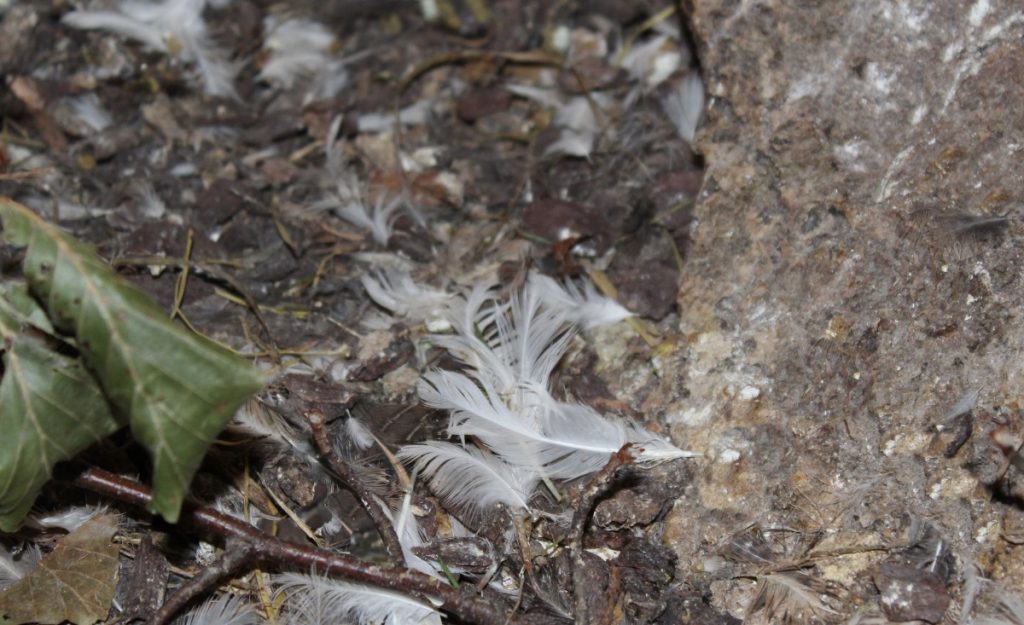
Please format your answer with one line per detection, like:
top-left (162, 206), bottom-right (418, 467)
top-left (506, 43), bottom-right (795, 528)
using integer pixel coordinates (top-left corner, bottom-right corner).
top-left (0, 197), bottom-right (266, 526)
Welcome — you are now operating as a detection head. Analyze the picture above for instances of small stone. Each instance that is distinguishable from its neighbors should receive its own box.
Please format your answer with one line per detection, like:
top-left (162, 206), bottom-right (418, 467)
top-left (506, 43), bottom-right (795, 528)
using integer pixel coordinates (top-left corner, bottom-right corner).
top-left (718, 449), bottom-right (741, 463)
top-left (456, 88), bottom-right (512, 123)
top-left (522, 198), bottom-right (620, 253)
top-left (873, 562), bottom-right (949, 623)
top-left (739, 386), bottom-right (761, 400)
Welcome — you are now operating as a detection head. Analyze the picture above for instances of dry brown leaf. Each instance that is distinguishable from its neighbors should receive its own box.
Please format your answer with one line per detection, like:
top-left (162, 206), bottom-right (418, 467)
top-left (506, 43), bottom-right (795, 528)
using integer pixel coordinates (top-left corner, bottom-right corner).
top-left (0, 513), bottom-right (119, 624)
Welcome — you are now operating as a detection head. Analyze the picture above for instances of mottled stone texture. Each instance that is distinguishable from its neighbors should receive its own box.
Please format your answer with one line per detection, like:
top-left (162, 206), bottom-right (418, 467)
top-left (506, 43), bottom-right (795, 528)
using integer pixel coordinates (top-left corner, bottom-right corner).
top-left (662, 0), bottom-right (1024, 618)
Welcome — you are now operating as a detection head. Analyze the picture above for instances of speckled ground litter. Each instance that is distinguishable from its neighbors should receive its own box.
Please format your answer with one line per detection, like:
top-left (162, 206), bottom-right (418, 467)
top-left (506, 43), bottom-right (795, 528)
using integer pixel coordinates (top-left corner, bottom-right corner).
top-left (0, 1), bottom-right (711, 623)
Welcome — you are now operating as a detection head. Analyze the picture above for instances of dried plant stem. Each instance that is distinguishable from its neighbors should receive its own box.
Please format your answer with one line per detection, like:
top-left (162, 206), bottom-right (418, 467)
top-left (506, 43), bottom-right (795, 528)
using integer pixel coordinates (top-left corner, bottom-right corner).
top-left (569, 444), bottom-right (635, 625)
top-left (150, 539), bottom-right (255, 625)
top-left (69, 466), bottom-right (530, 625)
top-left (110, 254), bottom-right (277, 354)
top-left (303, 409), bottom-right (406, 566)
top-left (512, 514), bottom-right (567, 618)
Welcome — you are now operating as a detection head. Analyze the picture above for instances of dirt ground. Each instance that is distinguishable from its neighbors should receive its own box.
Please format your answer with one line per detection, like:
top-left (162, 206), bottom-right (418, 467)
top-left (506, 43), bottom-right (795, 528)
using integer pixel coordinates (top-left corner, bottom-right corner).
top-left (2, 0), bottom-right (1023, 624)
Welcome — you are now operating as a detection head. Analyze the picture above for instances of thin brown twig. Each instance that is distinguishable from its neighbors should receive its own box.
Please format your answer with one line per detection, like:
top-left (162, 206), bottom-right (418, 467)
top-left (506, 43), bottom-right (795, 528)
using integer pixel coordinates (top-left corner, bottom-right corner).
top-left (68, 466), bottom-right (538, 625)
top-left (149, 539), bottom-right (255, 625)
top-left (110, 255), bottom-right (278, 356)
top-left (569, 444), bottom-right (635, 625)
top-left (8, 75), bottom-right (68, 152)
top-left (303, 409), bottom-right (406, 566)
top-left (399, 49), bottom-right (563, 94)
top-left (0, 167), bottom-right (53, 182)
top-left (512, 514), bottom-right (565, 618)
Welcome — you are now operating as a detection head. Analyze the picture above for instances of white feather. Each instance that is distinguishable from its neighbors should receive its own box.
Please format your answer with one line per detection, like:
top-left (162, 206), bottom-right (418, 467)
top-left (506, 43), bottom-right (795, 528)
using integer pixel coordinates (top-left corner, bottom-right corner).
top-left (21, 195), bottom-right (113, 221)
top-left (258, 16), bottom-right (349, 102)
top-left (259, 17), bottom-right (335, 87)
top-left (345, 415), bottom-right (375, 450)
top-left (68, 93), bottom-right (113, 133)
top-left (397, 441), bottom-right (536, 521)
top-left (62, 0), bottom-right (238, 97)
top-left (419, 0), bottom-right (439, 21)
top-left (527, 272), bottom-right (632, 329)
top-left (544, 96), bottom-right (603, 159)
top-left (619, 34), bottom-right (681, 88)
top-left (389, 496), bottom-right (444, 579)
top-left (662, 72), bottom-right (704, 144)
top-left (496, 284), bottom-right (574, 399)
top-left (276, 572), bottom-right (441, 625)
top-left (959, 560), bottom-right (983, 625)
top-left (553, 97), bottom-right (598, 132)
top-left (0, 543), bottom-right (40, 590)
top-left (333, 194), bottom-right (402, 245)
top-left (441, 279), bottom-right (501, 338)
top-left (432, 283), bottom-right (571, 411)
top-left (233, 399), bottom-right (312, 455)
top-left (977, 589), bottom-right (1024, 625)
top-left (504, 83), bottom-right (563, 109)
top-left (26, 505), bottom-right (107, 531)
top-left (541, 403), bottom-right (699, 476)
top-left (174, 593), bottom-right (259, 625)
top-left (324, 115), bottom-right (346, 180)
top-left (544, 131), bottom-right (595, 159)
top-left (357, 100), bottom-right (432, 133)
top-left (419, 370), bottom-right (692, 480)
top-left (63, 10), bottom-right (166, 50)
top-left (417, 275), bottom-right (696, 497)
top-left (361, 268), bottom-right (451, 328)
top-left (133, 180), bottom-right (167, 219)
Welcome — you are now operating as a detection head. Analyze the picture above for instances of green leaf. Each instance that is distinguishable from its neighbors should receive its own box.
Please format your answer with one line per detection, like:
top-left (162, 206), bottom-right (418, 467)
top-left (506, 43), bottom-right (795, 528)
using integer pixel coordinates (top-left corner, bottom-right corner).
top-left (0, 197), bottom-right (265, 523)
top-left (0, 513), bottom-right (120, 624)
top-left (0, 333), bottom-right (122, 531)
top-left (0, 282), bottom-right (55, 336)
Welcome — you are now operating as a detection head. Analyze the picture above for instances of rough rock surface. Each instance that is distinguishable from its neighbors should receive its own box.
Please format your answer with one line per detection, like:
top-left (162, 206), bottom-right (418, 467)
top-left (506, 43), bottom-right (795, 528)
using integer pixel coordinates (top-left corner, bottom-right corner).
top-left (658, 0), bottom-right (1024, 620)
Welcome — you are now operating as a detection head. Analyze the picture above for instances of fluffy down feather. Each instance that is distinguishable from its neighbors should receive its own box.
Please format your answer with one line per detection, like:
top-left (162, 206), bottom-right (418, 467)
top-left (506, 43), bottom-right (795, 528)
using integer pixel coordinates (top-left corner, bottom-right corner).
top-left (397, 441), bottom-right (536, 521)
top-left (527, 272), bottom-right (632, 329)
top-left (276, 572), bottom-right (441, 625)
top-left (174, 593), bottom-right (260, 625)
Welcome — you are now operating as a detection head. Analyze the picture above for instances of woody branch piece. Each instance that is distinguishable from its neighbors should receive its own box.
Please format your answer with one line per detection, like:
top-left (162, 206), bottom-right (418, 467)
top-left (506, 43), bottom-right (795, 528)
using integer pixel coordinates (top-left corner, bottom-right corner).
top-left (303, 408), bottom-right (406, 566)
top-left (69, 466), bottom-right (538, 625)
top-left (149, 539), bottom-right (255, 625)
top-left (569, 444), bottom-right (636, 625)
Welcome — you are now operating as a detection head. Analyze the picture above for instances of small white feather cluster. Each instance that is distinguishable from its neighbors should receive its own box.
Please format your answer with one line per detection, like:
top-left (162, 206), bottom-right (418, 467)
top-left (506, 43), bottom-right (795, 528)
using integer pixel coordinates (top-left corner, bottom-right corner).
top-left (62, 0), bottom-right (238, 97)
top-left (505, 27), bottom-right (705, 159)
top-left (313, 116), bottom-right (413, 245)
top-left (357, 100), bottom-right (434, 134)
top-left (385, 273), bottom-right (694, 523)
top-left (67, 93), bottom-right (114, 134)
top-left (619, 33), bottom-right (684, 89)
top-left (258, 16), bottom-right (350, 104)
top-left (505, 84), bottom-right (610, 160)
top-left (331, 192), bottom-right (403, 246)
top-left (543, 95), bottom-right (608, 159)
top-left (361, 268), bottom-right (452, 331)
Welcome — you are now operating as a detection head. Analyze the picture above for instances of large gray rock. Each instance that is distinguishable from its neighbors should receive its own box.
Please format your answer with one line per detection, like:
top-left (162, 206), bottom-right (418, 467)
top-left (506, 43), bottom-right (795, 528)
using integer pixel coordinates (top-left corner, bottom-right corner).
top-left (662, 0), bottom-right (1024, 618)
